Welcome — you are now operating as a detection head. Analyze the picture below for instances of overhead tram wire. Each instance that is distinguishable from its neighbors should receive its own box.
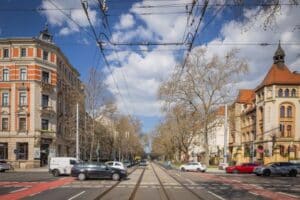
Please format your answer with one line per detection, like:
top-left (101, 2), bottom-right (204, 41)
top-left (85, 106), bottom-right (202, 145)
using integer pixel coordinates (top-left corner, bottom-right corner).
top-left (80, 0), bottom-right (133, 118)
top-left (96, 0), bottom-right (137, 119)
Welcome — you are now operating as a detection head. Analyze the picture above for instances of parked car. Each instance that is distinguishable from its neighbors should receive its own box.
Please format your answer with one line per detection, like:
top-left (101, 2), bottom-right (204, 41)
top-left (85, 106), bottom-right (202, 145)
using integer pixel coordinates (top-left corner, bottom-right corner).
top-left (49, 157), bottom-right (79, 177)
top-left (105, 161), bottom-right (126, 170)
top-left (139, 159), bottom-right (148, 166)
top-left (123, 160), bottom-right (132, 168)
top-left (0, 160), bottom-right (12, 172)
top-left (254, 162), bottom-right (298, 177)
top-left (180, 162), bottom-right (206, 172)
top-left (289, 161), bottom-right (300, 174)
top-left (218, 162), bottom-right (229, 170)
top-left (71, 162), bottom-right (127, 181)
top-left (226, 163), bottom-right (260, 173)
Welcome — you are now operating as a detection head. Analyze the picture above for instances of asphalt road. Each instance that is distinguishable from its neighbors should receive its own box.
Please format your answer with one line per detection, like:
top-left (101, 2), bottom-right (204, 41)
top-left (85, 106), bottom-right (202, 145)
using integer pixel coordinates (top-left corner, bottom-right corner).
top-left (0, 163), bottom-right (299, 200)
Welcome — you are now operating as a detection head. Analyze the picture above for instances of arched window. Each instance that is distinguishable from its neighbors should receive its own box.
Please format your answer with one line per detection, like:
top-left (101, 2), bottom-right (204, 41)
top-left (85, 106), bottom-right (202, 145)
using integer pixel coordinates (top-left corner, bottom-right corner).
top-left (280, 106), bottom-right (285, 117)
top-left (287, 106), bottom-right (292, 118)
top-left (278, 89), bottom-right (283, 97)
top-left (291, 89), bottom-right (296, 97)
top-left (287, 125), bottom-right (292, 137)
top-left (285, 89), bottom-right (289, 97)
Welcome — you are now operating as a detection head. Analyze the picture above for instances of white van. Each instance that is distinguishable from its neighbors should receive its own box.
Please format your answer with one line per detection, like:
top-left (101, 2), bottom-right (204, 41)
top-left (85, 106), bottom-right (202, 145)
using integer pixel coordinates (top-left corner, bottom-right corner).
top-left (49, 157), bottom-right (78, 177)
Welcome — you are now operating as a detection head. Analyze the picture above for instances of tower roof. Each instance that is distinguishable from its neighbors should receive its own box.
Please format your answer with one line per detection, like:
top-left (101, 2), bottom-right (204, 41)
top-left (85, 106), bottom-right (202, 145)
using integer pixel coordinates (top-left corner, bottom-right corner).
top-left (235, 89), bottom-right (255, 104)
top-left (273, 41), bottom-right (285, 64)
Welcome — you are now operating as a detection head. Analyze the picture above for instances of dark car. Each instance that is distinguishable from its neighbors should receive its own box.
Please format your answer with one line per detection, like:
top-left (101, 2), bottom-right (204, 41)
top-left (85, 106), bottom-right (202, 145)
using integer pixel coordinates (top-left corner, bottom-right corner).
top-left (71, 162), bottom-right (127, 181)
top-left (0, 160), bottom-right (12, 172)
top-left (226, 163), bottom-right (260, 174)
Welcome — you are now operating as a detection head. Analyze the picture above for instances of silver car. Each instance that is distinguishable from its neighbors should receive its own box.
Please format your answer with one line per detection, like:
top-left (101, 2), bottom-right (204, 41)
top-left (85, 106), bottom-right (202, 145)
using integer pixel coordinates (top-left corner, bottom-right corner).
top-left (254, 162), bottom-right (298, 177)
top-left (0, 160), bottom-right (11, 172)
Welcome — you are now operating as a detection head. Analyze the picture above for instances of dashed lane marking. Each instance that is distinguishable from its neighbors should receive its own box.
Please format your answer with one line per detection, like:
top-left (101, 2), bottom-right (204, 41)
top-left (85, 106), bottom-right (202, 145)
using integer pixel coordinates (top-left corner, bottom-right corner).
top-left (277, 192), bottom-right (300, 199)
top-left (208, 191), bottom-right (227, 200)
top-left (9, 188), bottom-right (28, 193)
top-left (249, 192), bottom-right (259, 196)
top-left (67, 191), bottom-right (86, 200)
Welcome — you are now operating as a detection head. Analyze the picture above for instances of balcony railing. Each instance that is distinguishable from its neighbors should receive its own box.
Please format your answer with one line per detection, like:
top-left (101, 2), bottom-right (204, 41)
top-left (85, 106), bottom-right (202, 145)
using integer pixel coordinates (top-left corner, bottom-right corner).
top-left (40, 106), bottom-right (56, 117)
top-left (41, 81), bottom-right (55, 92)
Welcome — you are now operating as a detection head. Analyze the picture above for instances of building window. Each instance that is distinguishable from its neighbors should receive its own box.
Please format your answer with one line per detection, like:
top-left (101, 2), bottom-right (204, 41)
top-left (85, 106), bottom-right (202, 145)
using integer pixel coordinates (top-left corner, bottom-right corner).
top-left (42, 71), bottom-right (50, 83)
top-left (42, 94), bottom-right (49, 108)
top-left (20, 48), bottom-right (26, 57)
top-left (20, 68), bottom-right (27, 80)
top-left (280, 106), bottom-right (285, 118)
top-left (43, 50), bottom-right (48, 61)
top-left (41, 119), bottom-right (49, 130)
top-left (0, 143), bottom-right (8, 159)
top-left (19, 118), bottom-right (26, 131)
top-left (19, 92), bottom-right (27, 106)
top-left (2, 93), bottom-right (9, 107)
top-left (291, 89), bottom-right (296, 97)
top-left (287, 106), bottom-right (292, 118)
top-left (3, 69), bottom-right (9, 81)
top-left (278, 89), bottom-right (283, 97)
top-left (280, 124), bottom-right (285, 137)
top-left (285, 89), bottom-right (289, 97)
top-left (16, 143), bottom-right (28, 160)
top-left (2, 118), bottom-right (8, 131)
top-left (279, 145), bottom-right (285, 156)
top-left (287, 125), bottom-right (292, 137)
top-left (3, 48), bottom-right (9, 58)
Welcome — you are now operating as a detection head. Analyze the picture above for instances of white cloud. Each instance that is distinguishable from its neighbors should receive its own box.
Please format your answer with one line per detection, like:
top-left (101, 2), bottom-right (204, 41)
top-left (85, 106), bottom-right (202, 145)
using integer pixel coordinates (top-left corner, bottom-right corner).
top-left (40, 0), bottom-right (98, 35)
top-left (115, 14), bottom-right (135, 30)
top-left (105, 3), bottom-right (300, 118)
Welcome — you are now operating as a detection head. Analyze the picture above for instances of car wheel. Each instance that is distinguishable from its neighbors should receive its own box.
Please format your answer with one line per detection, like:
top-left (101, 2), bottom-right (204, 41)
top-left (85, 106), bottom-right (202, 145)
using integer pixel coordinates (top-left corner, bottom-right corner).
top-left (256, 174), bottom-right (261, 176)
top-left (181, 167), bottom-right (186, 172)
top-left (263, 169), bottom-right (271, 177)
top-left (197, 168), bottom-right (201, 172)
top-left (78, 173), bottom-right (86, 181)
top-left (233, 169), bottom-right (239, 174)
top-left (52, 169), bottom-right (60, 177)
top-left (289, 170), bottom-right (297, 177)
top-left (112, 173), bottom-right (120, 181)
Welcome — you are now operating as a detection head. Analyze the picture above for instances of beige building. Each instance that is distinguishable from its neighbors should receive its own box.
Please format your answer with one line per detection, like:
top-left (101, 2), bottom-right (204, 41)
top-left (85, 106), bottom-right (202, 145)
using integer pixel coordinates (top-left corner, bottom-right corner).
top-left (229, 43), bottom-right (300, 164)
top-left (0, 28), bottom-right (84, 168)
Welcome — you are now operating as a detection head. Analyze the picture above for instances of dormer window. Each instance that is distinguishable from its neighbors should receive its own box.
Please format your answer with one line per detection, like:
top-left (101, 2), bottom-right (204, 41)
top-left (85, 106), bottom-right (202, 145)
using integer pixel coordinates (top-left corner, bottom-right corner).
top-left (284, 89), bottom-right (289, 97)
top-left (278, 89), bottom-right (283, 97)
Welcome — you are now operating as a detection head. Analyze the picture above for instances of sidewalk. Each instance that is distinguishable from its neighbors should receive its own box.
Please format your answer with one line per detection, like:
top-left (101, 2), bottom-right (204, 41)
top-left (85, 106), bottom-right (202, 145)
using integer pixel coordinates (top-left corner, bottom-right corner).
top-left (13, 166), bottom-right (49, 172)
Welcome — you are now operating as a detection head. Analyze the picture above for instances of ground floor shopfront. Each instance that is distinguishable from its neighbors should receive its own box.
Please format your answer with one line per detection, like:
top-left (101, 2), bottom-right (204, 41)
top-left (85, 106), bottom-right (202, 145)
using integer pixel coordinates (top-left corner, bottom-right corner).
top-left (0, 135), bottom-right (66, 168)
top-left (229, 139), bottom-right (300, 165)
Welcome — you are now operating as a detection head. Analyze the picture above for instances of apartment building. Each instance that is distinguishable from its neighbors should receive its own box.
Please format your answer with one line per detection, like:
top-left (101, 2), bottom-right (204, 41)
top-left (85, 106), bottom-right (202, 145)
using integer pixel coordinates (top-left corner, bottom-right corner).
top-left (229, 43), bottom-right (300, 164)
top-left (0, 28), bottom-right (84, 168)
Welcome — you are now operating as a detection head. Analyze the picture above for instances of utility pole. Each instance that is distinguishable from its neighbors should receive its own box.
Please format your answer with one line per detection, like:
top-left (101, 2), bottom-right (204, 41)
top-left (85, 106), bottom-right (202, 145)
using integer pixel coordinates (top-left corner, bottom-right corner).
top-left (224, 104), bottom-right (228, 164)
top-left (76, 103), bottom-right (79, 160)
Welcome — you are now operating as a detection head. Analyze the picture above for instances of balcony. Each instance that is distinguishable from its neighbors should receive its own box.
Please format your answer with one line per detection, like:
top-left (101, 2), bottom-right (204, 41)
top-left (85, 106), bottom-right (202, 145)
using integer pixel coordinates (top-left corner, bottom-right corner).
top-left (41, 81), bottom-right (55, 92)
top-left (40, 106), bottom-right (56, 117)
top-left (40, 129), bottom-right (56, 139)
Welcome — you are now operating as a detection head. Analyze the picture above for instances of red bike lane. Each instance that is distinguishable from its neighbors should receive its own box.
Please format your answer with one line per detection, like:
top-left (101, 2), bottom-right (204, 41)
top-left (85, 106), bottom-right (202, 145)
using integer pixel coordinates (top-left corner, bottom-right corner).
top-left (0, 177), bottom-right (75, 200)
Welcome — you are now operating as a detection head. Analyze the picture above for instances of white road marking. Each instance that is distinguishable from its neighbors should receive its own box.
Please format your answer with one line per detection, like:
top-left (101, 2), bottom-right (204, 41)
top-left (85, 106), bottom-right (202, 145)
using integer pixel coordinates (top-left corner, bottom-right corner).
top-left (185, 178), bottom-right (196, 185)
top-left (9, 188), bottom-right (28, 193)
top-left (68, 191), bottom-right (86, 200)
top-left (249, 192), bottom-right (258, 196)
top-left (277, 192), bottom-right (300, 198)
top-left (208, 191), bottom-right (227, 200)
top-left (29, 192), bottom-right (41, 197)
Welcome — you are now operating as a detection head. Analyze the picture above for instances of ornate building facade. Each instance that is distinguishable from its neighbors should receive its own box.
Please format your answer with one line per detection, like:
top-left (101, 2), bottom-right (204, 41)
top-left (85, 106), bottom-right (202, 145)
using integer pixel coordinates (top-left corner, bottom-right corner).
top-left (0, 28), bottom-right (84, 168)
top-left (229, 43), bottom-right (300, 164)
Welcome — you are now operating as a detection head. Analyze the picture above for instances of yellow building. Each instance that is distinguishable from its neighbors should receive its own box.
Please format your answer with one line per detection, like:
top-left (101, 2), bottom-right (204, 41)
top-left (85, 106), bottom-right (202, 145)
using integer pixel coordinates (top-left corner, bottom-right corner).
top-left (230, 43), bottom-right (300, 164)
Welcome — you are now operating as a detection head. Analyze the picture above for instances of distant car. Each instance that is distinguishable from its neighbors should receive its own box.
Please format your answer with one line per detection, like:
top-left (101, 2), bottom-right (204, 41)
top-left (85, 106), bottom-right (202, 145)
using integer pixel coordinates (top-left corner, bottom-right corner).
top-left (139, 160), bottom-right (148, 166)
top-left (105, 161), bottom-right (126, 170)
top-left (226, 163), bottom-right (260, 173)
top-left (180, 162), bottom-right (206, 172)
top-left (123, 160), bottom-right (132, 168)
top-left (218, 162), bottom-right (229, 170)
top-left (254, 162), bottom-right (298, 177)
top-left (71, 162), bottom-right (127, 181)
top-left (0, 160), bottom-right (12, 172)
top-left (49, 157), bottom-right (79, 177)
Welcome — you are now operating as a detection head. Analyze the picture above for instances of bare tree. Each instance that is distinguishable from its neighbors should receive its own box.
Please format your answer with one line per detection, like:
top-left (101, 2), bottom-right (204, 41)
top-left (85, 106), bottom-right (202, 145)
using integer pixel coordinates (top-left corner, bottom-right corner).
top-left (159, 47), bottom-right (247, 165)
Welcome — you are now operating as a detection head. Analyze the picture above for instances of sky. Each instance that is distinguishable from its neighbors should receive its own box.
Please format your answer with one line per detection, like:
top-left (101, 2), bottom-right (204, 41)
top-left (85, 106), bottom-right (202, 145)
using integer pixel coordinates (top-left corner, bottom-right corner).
top-left (0, 0), bottom-right (299, 133)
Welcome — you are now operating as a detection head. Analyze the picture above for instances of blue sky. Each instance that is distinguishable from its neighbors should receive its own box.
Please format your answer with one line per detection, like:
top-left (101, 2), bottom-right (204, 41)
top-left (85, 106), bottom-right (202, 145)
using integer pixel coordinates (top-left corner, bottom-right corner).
top-left (1, 0), bottom-right (299, 132)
